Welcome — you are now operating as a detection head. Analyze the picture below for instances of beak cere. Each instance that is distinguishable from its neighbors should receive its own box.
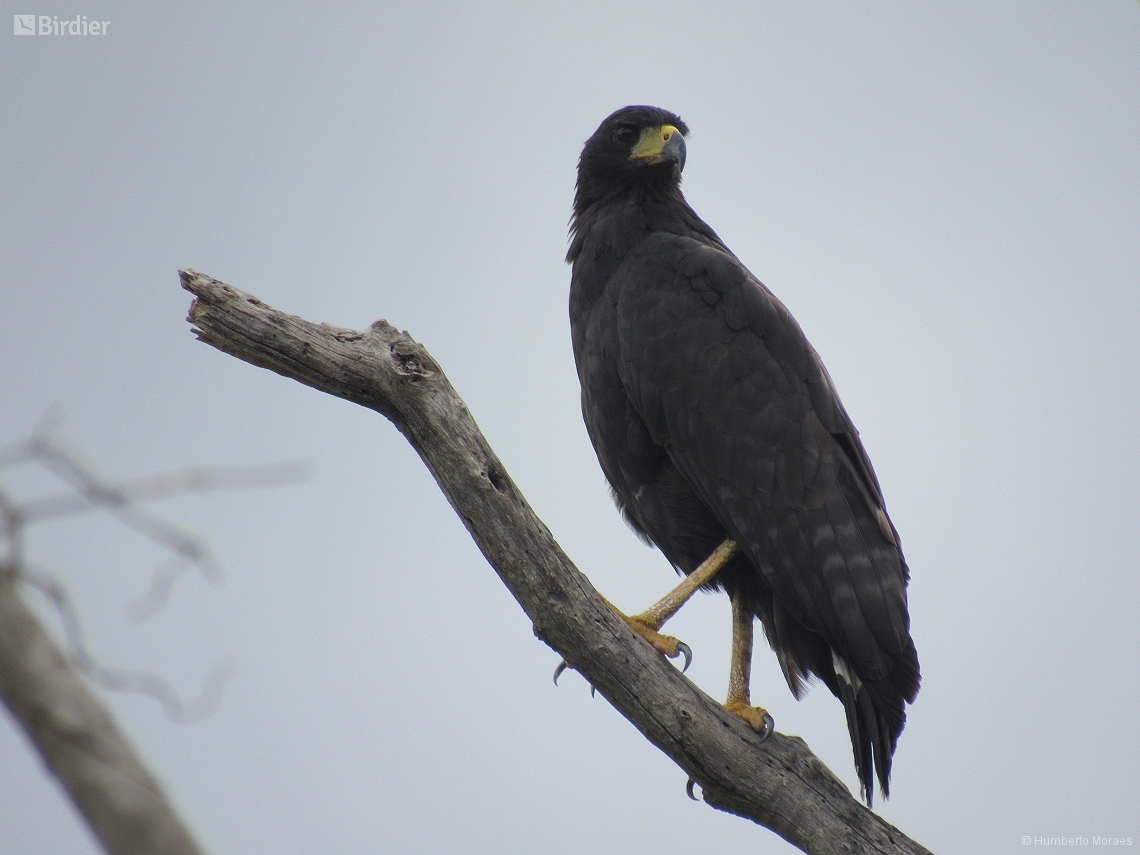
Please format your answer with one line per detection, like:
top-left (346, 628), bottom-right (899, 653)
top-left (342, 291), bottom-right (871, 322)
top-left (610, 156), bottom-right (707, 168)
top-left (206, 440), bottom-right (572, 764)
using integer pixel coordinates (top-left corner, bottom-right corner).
top-left (630, 124), bottom-right (687, 171)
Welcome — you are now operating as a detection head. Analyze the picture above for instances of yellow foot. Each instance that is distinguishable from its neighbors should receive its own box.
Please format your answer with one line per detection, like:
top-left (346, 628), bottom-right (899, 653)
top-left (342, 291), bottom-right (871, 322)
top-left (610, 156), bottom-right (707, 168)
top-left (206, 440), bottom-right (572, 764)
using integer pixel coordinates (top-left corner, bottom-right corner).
top-left (725, 699), bottom-right (775, 739)
top-left (552, 600), bottom-right (694, 688)
top-left (624, 615), bottom-right (692, 671)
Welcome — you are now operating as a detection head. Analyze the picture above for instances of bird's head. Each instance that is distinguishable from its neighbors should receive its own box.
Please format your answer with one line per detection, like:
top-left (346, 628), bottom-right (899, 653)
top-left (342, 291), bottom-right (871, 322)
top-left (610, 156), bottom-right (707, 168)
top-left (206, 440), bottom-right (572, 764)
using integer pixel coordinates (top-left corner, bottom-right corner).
top-left (572, 106), bottom-right (689, 217)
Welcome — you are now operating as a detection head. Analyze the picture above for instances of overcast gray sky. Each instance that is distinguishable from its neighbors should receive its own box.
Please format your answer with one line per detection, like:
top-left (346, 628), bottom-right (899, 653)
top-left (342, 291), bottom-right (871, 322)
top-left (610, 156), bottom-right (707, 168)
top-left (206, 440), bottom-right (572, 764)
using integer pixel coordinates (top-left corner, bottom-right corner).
top-left (2, 2), bottom-right (1138, 853)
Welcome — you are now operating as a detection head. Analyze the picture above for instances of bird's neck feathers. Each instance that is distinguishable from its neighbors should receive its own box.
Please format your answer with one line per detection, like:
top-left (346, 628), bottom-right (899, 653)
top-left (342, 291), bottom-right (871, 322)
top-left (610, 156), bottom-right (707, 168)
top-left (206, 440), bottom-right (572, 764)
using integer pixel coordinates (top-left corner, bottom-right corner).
top-left (567, 183), bottom-right (728, 266)
top-left (567, 178), bottom-right (689, 264)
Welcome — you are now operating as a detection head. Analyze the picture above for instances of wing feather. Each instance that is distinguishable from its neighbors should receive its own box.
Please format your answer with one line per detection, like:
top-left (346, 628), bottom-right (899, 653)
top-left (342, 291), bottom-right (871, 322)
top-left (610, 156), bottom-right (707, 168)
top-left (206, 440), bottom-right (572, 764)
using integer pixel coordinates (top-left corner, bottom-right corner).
top-left (611, 233), bottom-right (911, 679)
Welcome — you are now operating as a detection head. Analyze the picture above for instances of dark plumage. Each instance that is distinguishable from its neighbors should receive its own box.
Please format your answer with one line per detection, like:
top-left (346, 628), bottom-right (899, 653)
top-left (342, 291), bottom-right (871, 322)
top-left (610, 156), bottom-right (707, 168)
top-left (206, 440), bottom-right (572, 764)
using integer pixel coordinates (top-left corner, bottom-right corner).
top-left (568, 106), bottom-right (919, 804)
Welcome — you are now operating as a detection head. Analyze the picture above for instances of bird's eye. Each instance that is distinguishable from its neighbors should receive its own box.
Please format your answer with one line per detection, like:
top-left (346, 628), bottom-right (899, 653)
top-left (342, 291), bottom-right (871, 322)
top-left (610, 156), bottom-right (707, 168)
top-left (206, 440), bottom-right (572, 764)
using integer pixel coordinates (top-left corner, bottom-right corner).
top-left (613, 125), bottom-right (640, 146)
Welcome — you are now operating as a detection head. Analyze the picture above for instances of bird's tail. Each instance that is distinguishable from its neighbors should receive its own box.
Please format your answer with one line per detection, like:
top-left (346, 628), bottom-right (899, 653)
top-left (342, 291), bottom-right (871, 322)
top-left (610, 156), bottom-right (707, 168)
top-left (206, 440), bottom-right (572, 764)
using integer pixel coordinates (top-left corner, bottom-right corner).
top-left (833, 639), bottom-right (920, 806)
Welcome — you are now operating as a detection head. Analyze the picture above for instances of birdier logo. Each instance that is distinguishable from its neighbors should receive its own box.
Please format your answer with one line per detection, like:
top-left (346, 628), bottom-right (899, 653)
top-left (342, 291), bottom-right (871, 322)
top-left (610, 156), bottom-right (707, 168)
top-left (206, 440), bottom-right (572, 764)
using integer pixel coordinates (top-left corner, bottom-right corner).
top-left (13, 15), bottom-right (110, 35)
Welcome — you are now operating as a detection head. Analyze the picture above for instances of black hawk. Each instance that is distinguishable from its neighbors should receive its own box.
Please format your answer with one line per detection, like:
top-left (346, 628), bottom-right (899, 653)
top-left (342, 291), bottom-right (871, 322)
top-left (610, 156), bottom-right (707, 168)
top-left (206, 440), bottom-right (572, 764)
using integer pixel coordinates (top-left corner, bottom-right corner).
top-left (566, 106), bottom-right (920, 804)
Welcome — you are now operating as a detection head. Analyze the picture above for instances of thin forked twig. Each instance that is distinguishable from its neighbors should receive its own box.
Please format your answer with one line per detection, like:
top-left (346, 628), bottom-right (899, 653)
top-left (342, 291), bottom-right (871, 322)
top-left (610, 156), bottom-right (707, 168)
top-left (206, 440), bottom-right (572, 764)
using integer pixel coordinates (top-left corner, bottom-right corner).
top-left (0, 416), bottom-right (304, 717)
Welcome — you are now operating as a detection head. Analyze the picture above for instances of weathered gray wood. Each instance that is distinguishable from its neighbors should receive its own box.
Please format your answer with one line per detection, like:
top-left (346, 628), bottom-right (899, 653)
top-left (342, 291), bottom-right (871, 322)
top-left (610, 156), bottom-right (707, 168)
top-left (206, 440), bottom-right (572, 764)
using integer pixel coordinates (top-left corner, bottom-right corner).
top-left (0, 569), bottom-right (205, 855)
top-left (180, 268), bottom-right (934, 855)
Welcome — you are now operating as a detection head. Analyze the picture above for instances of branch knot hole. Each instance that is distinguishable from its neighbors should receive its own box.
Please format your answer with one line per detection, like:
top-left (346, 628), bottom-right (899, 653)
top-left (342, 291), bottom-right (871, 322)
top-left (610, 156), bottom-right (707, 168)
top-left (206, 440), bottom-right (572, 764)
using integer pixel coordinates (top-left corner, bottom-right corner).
top-left (390, 342), bottom-right (429, 380)
top-left (486, 462), bottom-right (509, 495)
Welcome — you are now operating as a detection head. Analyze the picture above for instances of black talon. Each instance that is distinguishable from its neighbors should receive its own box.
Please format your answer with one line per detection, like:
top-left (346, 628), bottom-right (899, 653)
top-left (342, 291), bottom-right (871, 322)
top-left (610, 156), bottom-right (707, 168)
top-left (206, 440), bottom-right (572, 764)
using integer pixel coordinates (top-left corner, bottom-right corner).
top-left (758, 712), bottom-right (774, 741)
top-left (554, 660), bottom-right (599, 697)
top-left (686, 777), bottom-right (700, 800)
top-left (677, 641), bottom-right (692, 672)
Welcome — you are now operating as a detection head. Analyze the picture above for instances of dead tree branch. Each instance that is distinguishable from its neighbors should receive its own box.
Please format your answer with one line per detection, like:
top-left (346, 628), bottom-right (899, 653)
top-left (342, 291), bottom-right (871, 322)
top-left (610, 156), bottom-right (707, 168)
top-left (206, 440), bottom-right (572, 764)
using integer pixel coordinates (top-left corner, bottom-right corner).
top-left (0, 566), bottom-right (205, 855)
top-left (180, 268), bottom-right (934, 855)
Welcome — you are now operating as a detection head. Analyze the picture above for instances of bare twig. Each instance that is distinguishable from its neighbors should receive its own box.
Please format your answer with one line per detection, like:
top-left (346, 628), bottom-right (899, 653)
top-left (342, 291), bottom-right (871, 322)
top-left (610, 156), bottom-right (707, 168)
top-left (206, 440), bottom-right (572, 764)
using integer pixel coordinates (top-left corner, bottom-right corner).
top-left (18, 564), bottom-right (235, 721)
top-left (180, 269), bottom-right (934, 855)
top-left (0, 427), bottom-right (307, 621)
top-left (9, 462), bottom-right (307, 529)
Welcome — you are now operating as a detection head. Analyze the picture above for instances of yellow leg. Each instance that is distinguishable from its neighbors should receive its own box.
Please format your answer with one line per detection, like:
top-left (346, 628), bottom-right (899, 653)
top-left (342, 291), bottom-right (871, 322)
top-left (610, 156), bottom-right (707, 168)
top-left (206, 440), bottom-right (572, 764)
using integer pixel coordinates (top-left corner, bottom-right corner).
top-left (724, 590), bottom-right (774, 736)
top-left (554, 539), bottom-right (738, 682)
top-left (609, 539), bottom-right (737, 666)
top-left (629, 539), bottom-right (738, 630)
